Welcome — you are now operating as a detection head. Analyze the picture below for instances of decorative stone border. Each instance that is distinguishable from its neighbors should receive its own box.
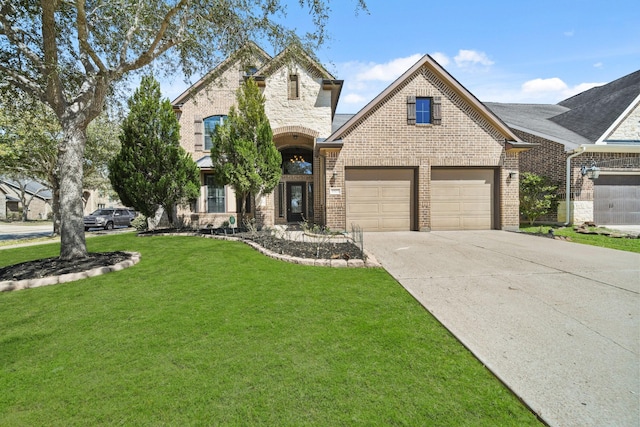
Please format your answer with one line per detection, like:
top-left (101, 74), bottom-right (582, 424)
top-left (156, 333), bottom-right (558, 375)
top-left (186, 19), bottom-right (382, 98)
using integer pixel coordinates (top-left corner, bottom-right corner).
top-left (138, 232), bottom-right (380, 267)
top-left (202, 234), bottom-right (381, 268)
top-left (0, 252), bottom-right (141, 292)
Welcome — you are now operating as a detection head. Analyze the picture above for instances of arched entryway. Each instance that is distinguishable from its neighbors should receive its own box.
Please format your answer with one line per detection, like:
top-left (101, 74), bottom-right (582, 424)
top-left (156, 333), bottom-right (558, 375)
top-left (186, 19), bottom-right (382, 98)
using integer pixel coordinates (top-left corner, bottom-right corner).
top-left (272, 128), bottom-right (318, 225)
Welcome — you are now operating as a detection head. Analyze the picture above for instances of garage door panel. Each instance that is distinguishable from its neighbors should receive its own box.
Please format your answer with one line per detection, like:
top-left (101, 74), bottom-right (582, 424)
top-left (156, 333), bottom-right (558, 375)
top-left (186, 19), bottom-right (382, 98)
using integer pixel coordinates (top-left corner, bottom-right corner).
top-left (346, 170), bottom-right (412, 232)
top-left (381, 186), bottom-right (410, 198)
top-left (431, 169), bottom-right (493, 231)
top-left (347, 203), bottom-right (380, 214)
top-left (381, 217), bottom-right (411, 230)
top-left (381, 202), bottom-right (410, 213)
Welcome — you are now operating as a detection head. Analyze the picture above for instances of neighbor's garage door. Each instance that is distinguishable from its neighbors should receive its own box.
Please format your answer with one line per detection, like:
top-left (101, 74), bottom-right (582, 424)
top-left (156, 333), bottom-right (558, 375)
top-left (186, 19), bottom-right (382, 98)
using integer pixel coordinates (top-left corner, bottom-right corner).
top-left (594, 175), bottom-right (640, 225)
top-left (431, 169), bottom-right (494, 230)
top-left (345, 169), bottom-right (413, 231)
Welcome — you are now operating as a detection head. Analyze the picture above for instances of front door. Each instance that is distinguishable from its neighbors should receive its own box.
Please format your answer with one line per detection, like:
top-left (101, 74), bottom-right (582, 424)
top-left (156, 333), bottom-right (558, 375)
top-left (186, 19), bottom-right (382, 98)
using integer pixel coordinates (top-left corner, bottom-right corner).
top-left (287, 182), bottom-right (305, 222)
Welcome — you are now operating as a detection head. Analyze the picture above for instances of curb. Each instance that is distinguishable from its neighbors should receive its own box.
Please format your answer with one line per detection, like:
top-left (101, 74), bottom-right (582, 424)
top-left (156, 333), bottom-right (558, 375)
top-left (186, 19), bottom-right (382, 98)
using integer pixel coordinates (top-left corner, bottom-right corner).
top-left (0, 252), bottom-right (142, 292)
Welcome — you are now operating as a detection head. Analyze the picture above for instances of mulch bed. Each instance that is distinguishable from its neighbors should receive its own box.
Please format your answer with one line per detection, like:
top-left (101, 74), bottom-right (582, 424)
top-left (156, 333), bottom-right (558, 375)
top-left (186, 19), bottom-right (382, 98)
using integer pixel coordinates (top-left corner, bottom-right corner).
top-left (0, 252), bottom-right (132, 282)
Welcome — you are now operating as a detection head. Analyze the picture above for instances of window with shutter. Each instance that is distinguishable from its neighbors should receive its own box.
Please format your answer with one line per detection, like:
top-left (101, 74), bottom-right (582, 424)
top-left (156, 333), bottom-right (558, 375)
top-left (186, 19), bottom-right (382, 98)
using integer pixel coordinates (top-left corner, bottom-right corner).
top-left (194, 115), bottom-right (204, 151)
top-left (407, 96), bottom-right (416, 125)
top-left (203, 115), bottom-right (226, 151)
top-left (416, 97), bottom-right (431, 124)
top-left (433, 96), bottom-right (442, 125)
top-left (288, 74), bottom-right (299, 100)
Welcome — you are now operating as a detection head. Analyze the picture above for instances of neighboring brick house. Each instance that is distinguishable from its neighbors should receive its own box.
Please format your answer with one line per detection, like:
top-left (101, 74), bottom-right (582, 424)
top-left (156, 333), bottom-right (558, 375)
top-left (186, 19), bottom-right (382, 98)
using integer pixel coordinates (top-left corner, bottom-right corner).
top-left (487, 70), bottom-right (640, 225)
top-left (173, 45), bottom-right (532, 231)
top-left (0, 177), bottom-right (52, 221)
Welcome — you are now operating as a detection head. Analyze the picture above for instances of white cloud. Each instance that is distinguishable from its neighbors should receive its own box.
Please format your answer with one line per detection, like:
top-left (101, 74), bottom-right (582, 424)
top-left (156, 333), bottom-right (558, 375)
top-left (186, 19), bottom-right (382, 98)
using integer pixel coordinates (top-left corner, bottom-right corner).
top-left (355, 54), bottom-right (423, 82)
top-left (564, 30), bottom-right (575, 37)
top-left (342, 93), bottom-right (368, 105)
top-left (520, 77), bottom-right (605, 100)
top-left (430, 52), bottom-right (450, 67)
top-left (522, 77), bottom-right (568, 94)
top-left (593, 62), bottom-right (603, 68)
top-left (454, 49), bottom-right (494, 68)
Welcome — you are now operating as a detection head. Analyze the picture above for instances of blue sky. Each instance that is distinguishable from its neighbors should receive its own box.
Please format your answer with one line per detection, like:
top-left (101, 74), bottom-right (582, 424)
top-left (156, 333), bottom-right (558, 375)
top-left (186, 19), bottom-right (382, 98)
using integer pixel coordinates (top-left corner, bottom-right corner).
top-left (163, 0), bottom-right (640, 114)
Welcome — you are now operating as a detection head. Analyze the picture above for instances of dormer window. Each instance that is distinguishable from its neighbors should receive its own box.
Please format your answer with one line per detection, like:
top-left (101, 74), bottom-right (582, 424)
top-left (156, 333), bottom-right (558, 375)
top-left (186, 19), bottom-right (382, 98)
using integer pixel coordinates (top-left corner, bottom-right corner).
top-left (288, 74), bottom-right (299, 100)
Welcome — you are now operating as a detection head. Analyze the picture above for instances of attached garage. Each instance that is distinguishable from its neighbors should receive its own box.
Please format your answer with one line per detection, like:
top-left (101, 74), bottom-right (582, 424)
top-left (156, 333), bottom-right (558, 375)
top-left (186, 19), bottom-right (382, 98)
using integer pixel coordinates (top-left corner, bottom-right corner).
top-left (345, 168), bottom-right (414, 231)
top-left (430, 169), bottom-right (494, 230)
top-left (594, 175), bottom-right (640, 225)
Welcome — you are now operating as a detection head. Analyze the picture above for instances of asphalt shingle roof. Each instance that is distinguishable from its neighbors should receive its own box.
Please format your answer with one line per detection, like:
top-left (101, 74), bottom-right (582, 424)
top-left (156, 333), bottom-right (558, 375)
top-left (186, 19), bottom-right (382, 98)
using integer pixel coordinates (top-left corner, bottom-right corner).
top-left (551, 70), bottom-right (640, 142)
top-left (486, 69), bottom-right (640, 149)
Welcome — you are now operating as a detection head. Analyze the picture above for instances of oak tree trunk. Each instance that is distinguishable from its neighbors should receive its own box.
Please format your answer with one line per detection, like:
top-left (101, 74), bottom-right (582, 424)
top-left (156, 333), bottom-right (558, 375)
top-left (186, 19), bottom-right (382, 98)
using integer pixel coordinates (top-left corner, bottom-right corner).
top-left (58, 125), bottom-right (88, 260)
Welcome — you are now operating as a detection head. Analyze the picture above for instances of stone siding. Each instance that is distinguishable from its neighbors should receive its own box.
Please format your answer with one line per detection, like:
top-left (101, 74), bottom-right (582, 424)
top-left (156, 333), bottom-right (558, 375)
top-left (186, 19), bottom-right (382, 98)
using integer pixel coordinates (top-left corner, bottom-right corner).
top-left (607, 102), bottom-right (640, 141)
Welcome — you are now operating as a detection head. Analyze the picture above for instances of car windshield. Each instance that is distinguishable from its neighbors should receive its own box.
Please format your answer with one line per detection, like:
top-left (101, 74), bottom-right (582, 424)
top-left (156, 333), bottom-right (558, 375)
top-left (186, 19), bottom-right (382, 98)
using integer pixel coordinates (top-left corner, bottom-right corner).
top-left (91, 209), bottom-right (113, 216)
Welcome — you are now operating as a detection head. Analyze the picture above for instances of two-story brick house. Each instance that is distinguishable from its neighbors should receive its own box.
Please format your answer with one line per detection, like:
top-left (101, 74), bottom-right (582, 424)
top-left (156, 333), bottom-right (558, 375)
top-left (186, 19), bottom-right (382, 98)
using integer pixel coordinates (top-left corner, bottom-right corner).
top-left (172, 44), bottom-right (531, 231)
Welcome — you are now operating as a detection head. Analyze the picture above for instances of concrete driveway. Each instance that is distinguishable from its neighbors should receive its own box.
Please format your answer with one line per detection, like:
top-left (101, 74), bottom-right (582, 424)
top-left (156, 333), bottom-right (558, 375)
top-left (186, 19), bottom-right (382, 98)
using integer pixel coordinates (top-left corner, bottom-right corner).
top-left (364, 231), bottom-right (639, 427)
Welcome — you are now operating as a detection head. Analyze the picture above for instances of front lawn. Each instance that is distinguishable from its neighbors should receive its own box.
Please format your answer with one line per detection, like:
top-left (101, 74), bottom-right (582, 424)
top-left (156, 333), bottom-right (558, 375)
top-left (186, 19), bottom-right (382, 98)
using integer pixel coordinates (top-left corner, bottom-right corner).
top-left (520, 225), bottom-right (640, 253)
top-left (0, 234), bottom-right (541, 426)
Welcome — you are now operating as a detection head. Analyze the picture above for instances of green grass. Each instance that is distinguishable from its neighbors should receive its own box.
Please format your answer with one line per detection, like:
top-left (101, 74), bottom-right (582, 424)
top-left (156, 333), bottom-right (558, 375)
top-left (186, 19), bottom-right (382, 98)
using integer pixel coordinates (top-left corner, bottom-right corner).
top-left (520, 225), bottom-right (640, 253)
top-left (1, 234), bottom-right (541, 426)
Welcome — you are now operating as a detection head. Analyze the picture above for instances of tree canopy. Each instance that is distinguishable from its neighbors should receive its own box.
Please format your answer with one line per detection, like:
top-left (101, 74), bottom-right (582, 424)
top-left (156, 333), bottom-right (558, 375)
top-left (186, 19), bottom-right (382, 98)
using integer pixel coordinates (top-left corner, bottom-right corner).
top-left (109, 75), bottom-right (199, 226)
top-left (0, 0), bottom-right (366, 260)
top-left (210, 77), bottom-right (281, 220)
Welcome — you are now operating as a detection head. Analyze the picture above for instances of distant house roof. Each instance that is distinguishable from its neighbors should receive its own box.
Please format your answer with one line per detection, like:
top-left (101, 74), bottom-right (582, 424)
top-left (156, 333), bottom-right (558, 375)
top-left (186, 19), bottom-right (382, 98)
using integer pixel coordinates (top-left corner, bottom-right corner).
top-left (332, 114), bottom-right (354, 133)
top-left (1, 177), bottom-right (52, 200)
top-left (487, 69), bottom-right (640, 150)
top-left (484, 103), bottom-right (590, 150)
top-left (551, 70), bottom-right (640, 142)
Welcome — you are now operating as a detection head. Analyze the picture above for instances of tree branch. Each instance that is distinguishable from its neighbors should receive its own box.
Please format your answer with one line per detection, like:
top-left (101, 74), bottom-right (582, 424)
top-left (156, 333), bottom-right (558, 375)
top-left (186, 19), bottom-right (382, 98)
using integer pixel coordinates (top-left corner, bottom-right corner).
top-left (41, 0), bottom-right (65, 117)
top-left (118, 0), bottom-right (189, 74)
top-left (0, 3), bottom-right (46, 73)
top-left (75, 0), bottom-right (106, 73)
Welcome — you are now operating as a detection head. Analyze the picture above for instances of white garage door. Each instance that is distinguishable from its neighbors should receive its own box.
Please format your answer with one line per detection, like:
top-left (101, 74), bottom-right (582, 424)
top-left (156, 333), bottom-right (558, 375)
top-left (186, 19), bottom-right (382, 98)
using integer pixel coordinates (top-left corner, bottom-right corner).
top-left (345, 169), bottom-right (413, 231)
top-left (431, 169), bottom-right (494, 230)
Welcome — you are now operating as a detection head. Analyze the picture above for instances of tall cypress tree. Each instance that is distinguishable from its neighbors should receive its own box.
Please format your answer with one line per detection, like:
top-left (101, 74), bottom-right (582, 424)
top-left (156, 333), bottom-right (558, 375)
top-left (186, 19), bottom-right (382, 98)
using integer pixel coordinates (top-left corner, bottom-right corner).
top-left (210, 77), bottom-right (281, 220)
top-left (109, 76), bottom-right (199, 226)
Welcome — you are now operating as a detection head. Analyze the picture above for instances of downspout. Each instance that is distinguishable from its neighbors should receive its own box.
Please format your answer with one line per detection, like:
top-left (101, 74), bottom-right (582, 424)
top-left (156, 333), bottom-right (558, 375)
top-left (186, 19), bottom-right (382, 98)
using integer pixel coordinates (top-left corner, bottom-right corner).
top-left (565, 146), bottom-right (586, 225)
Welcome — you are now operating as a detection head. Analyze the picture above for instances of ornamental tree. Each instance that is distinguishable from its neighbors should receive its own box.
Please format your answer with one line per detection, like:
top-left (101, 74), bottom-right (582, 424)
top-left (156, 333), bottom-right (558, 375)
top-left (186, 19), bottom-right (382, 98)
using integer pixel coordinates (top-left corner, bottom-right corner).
top-left (210, 77), bottom-right (281, 220)
top-left (519, 172), bottom-right (559, 225)
top-left (109, 76), bottom-right (199, 226)
top-left (0, 0), bottom-right (366, 260)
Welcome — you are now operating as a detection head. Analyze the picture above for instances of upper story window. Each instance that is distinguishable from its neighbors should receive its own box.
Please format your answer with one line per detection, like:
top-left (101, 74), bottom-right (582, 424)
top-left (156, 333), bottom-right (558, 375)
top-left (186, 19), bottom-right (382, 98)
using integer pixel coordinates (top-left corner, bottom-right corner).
top-left (281, 148), bottom-right (312, 175)
top-left (416, 98), bottom-right (432, 124)
top-left (407, 95), bottom-right (442, 125)
top-left (288, 74), bottom-right (299, 100)
top-left (204, 115), bottom-right (227, 151)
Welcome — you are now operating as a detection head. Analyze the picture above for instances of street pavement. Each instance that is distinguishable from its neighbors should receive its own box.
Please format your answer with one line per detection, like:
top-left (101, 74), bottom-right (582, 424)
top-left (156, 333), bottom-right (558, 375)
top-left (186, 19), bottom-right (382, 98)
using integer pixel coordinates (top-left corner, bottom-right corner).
top-left (364, 230), bottom-right (639, 427)
top-left (0, 223), bottom-right (53, 241)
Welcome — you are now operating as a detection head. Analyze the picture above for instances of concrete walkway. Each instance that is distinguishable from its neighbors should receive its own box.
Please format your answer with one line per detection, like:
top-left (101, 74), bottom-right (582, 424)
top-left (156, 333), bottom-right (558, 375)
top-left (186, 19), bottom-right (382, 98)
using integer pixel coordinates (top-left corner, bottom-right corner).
top-left (364, 231), bottom-right (639, 427)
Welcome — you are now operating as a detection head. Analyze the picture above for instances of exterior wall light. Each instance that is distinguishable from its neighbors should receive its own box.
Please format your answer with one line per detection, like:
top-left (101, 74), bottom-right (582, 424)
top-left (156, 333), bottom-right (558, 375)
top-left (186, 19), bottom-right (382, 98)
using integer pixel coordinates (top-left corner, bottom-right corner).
top-left (581, 162), bottom-right (600, 180)
top-left (332, 171), bottom-right (338, 179)
top-left (508, 171), bottom-right (517, 179)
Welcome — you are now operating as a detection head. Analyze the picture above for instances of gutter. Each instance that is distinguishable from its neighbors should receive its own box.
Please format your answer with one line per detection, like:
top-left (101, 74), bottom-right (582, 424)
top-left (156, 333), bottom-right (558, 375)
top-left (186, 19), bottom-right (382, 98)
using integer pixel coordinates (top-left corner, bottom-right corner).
top-left (565, 147), bottom-right (586, 225)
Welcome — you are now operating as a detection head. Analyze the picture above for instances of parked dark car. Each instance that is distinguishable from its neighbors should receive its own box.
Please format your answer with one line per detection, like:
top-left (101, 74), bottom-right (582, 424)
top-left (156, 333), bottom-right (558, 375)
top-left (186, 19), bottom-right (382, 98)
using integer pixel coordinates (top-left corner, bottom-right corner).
top-left (83, 208), bottom-right (133, 231)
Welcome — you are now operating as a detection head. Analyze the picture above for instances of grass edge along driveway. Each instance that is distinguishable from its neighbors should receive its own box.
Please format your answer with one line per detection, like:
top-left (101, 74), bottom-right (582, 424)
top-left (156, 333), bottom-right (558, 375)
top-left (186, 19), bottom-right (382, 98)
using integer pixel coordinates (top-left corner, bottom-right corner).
top-left (0, 234), bottom-right (542, 426)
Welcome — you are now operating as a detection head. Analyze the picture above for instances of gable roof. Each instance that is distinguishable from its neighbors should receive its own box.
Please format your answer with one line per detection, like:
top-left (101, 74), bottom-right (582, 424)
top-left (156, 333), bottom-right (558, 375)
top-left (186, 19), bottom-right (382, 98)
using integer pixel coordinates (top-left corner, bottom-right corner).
top-left (326, 54), bottom-right (522, 143)
top-left (255, 43), bottom-right (336, 80)
top-left (550, 70), bottom-right (640, 142)
top-left (1, 177), bottom-right (52, 200)
top-left (172, 42), bottom-right (272, 105)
